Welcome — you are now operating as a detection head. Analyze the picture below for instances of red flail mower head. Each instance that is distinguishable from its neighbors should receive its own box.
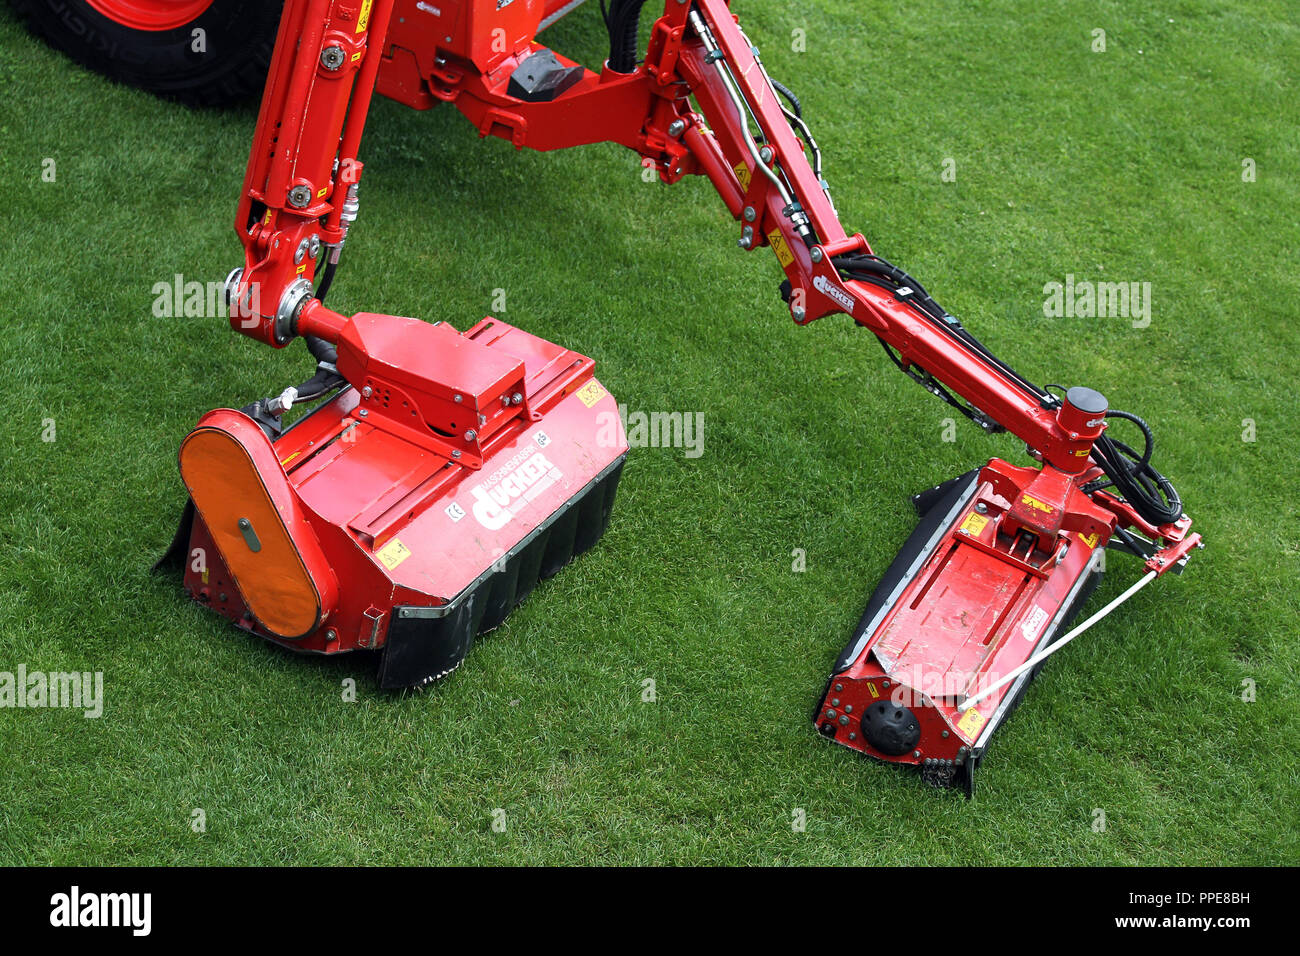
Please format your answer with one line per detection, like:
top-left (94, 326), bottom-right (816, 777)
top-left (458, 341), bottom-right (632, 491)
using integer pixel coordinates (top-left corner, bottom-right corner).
top-left (159, 314), bottom-right (627, 689)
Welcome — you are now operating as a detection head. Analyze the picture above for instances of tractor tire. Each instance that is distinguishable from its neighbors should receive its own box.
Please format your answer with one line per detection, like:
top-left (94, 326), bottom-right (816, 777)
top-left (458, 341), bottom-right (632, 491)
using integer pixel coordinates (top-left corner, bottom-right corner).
top-left (9, 0), bottom-right (283, 107)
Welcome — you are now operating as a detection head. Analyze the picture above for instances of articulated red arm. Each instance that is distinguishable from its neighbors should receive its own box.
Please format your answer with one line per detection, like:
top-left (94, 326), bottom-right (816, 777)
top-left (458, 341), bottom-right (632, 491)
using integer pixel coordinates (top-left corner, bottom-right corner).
top-left (228, 0), bottom-right (396, 349)
top-left (663, 0), bottom-right (1196, 567)
top-left (226, 0), bottom-right (1196, 571)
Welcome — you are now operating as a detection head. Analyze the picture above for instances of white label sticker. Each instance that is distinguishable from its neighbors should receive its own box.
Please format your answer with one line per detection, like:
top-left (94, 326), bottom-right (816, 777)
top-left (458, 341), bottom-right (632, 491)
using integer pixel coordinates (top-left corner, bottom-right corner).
top-left (1021, 605), bottom-right (1049, 642)
top-left (813, 274), bottom-right (855, 314)
top-left (445, 502), bottom-right (466, 522)
top-left (534, 431), bottom-right (551, 449)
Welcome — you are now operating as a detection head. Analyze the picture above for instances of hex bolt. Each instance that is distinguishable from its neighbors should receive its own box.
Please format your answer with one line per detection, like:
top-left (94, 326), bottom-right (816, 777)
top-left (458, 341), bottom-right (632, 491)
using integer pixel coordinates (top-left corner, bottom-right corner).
top-left (826, 709), bottom-right (837, 720)
top-left (361, 386), bottom-right (373, 398)
top-left (791, 306), bottom-right (806, 321)
top-left (358, 409), bottom-right (368, 418)
top-left (326, 628), bottom-right (338, 641)
top-left (810, 247), bottom-right (823, 263)
top-left (839, 715), bottom-right (849, 726)
top-left (743, 205), bottom-right (756, 222)
top-left (668, 119), bottom-right (686, 137)
top-left (453, 394), bottom-right (463, 403)
top-left (913, 750), bottom-right (921, 759)
top-left (287, 185), bottom-right (312, 208)
top-left (975, 502), bottom-right (988, 514)
top-left (844, 704), bottom-right (852, 714)
top-left (834, 683), bottom-right (843, 692)
top-left (451, 449), bottom-right (462, 459)
top-left (831, 698), bottom-right (840, 707)
top-left (512, 392), bottom-right (523, 404)
top-left (464, 429), bottom-right (477, 442)
top-left (759, 146), bottom-right (774, 164)
top-left (882, 679), bottom-right (891, 689)
top-left (320, 46), bottom-right (345, 70)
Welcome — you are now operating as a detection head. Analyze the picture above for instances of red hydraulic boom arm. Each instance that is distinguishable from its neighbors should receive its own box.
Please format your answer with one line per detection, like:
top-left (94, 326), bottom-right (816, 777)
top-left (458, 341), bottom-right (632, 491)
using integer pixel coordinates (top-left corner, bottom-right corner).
top-left (216, 0), bottom-right (1200, 788)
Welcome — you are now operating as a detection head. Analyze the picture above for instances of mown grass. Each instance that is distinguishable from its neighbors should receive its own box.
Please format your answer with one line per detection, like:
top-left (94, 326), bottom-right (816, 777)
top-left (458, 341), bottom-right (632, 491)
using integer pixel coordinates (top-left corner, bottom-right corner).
top-left (0, 0), bottom-right (1296, 865)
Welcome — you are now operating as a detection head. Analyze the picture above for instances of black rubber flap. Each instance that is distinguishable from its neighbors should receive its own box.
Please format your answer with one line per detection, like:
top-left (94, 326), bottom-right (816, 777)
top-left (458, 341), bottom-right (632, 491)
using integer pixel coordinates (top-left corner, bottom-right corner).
top-left (377, 456), bottom-right (625, 689)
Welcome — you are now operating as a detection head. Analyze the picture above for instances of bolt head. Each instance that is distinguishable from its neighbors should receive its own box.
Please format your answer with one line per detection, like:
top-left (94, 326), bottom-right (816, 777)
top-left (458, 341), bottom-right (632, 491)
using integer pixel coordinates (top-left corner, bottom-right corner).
top-left (743, 205), bottom-right (756, 222)
top-left (810, 247), bottom-right (823, 263)
top-left (361, 386), bottom-right (373, 398)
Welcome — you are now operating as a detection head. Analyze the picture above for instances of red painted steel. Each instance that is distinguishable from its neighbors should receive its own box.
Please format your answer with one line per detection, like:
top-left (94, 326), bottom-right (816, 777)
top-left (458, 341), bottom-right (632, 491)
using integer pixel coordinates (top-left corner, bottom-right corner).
top-left (174, 0), bottom-right (1200, 760)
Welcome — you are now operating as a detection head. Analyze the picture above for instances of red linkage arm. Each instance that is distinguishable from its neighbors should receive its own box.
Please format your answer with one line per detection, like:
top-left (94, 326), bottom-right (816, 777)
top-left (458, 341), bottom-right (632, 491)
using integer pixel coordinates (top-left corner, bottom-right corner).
top-left (230, 0), bottom-right (396, 349)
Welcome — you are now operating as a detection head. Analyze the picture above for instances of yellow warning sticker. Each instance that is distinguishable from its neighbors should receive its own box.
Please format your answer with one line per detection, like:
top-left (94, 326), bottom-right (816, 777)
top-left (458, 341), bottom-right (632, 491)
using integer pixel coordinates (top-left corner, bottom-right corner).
top-left (576, 380), bottom-right (607, 408)
top-left (733, 161), bottom-right (751, 192)
top-left (377, 537), bottom-right (412, 571)
top-left (356, 0), bottom-right (374, 33)
top-left (1080, 532), bottom-right (1099, 549)
top-left (768, 229), bottom-right (794, 268)
top-left (960, 512), bottom-right (990, 536)
top-left (957, 707), bottom-right (986, 739)
top-left (867, 683), bottom-right (880, 699)
top-left (1021, 494), bottom-right (1053, 515)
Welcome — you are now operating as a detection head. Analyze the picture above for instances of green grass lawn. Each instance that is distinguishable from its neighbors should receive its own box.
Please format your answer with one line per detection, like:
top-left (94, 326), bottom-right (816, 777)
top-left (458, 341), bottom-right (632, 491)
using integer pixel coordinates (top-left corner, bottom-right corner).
top-left (0, 0), bottom-right (1296, 865)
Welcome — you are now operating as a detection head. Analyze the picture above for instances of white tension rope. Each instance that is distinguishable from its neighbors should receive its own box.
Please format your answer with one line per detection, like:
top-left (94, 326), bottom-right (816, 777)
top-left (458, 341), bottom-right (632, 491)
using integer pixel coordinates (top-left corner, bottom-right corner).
top-left (958, 570), bottom-right (1159, 713)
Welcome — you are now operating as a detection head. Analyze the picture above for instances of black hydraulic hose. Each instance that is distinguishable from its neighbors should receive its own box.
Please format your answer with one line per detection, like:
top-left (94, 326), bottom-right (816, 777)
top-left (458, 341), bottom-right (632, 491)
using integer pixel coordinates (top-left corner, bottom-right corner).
top-left (1090, 410), bottom-right (1182, 526)
top-left (306, 257), bottom-right (340, 366)
top-left (304, 335), bottom-right (337, 367)
top-left (292, 363), bottom-right (346, 405)
top-left (833, 253), bottom-right (1049, 400)
top-left (605, 0), bottom-right (649, 73)
top-left (770, 77), bottom-right (803, 118)
top-left (314, 257), bottom-right (338, 304)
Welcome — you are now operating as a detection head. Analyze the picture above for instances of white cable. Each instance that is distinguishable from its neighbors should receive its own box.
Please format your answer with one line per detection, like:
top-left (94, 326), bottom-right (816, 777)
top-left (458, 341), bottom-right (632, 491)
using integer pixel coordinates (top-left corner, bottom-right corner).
top-left (958, 570), bottom-right (1158, 713)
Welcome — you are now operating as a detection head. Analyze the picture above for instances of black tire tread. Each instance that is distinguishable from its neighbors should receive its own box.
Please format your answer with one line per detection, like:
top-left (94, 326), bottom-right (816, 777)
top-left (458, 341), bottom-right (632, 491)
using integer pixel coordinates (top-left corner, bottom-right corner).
top-left (8, 0), bottom-right (283, 107)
